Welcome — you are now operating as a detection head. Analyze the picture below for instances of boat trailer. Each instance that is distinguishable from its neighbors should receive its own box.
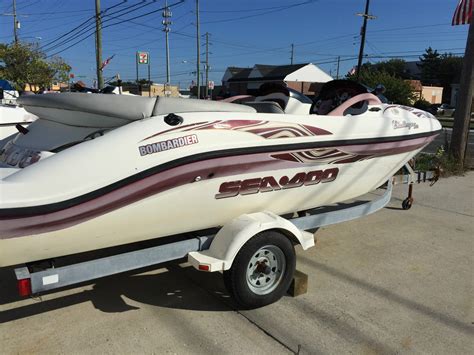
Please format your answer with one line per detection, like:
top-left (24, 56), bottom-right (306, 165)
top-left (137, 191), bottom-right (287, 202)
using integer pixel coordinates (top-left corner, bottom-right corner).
top-left (12, 168), bottom-right (438, 308)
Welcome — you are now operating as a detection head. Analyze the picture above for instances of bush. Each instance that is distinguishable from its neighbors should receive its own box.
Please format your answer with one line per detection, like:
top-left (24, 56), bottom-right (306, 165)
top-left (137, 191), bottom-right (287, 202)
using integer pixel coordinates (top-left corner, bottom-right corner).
top-left (349, 70), bottom-right (416, 105)
top-left (414, 146), bottom-right (466, 177)
top-left (413, 99), bottom-right (431, 111)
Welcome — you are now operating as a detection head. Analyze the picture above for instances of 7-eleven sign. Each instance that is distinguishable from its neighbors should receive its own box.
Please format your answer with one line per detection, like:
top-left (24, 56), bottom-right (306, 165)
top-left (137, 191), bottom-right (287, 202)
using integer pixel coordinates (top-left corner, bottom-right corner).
top-left (137, 51), bottom-right (149, 65)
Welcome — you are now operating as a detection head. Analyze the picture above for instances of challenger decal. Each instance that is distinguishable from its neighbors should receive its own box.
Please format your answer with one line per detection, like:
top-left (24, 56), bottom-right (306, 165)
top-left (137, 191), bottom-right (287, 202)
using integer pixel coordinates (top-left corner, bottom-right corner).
top-left (392, 120), bottom-right (419, 130)
top-left (139, 134), bottom-right (198, 156)
top-left (215, 168), bottom-right (339, 199)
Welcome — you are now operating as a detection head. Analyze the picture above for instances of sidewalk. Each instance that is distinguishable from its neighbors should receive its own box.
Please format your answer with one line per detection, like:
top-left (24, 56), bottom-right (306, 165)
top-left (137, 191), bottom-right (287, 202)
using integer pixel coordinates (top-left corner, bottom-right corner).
top-left (1, 173), bottom-right (473, 354)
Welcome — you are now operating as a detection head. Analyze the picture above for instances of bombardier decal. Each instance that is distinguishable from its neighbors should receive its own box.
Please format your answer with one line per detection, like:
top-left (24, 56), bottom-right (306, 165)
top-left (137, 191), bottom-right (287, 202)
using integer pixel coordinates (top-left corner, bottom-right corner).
top-left (139, 134), bottom-right (198, 156)
top-left (215, 168), bottom-right (339, 199)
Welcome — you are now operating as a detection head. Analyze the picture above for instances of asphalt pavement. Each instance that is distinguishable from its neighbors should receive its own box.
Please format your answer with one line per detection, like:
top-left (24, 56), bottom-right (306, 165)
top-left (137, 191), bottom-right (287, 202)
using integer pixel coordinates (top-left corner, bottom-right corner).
top-left (0, 172), bottom-right (473, 354)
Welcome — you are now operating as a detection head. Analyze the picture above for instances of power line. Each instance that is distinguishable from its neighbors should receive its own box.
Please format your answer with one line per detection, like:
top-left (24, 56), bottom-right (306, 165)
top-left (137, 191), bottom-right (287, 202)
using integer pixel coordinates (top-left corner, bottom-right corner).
top-left (40, 0), bottom-right (152, 51)
top-left (200, 2), bottom-right (316, 13)
top-left (46, 1), bottom-right (184, 58)
top-left (202, 0), bottom-right (318, 24)
top-left (19, 9), bottom-right (94, 15)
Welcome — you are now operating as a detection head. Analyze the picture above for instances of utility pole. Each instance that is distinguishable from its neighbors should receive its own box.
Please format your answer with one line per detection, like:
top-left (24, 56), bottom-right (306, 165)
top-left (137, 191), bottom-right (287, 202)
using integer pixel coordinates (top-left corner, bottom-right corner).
top-left (163, 0), bottom-right (172, 88)
top-left (196, 0), bottom-right (200, 99)
top-left (95, 0), bottom-right (104, 90)
top-left (13, 0), bottom-right (18, 44)
top-left (290, 43), bottom-right (294, 65)
top-left (450, 14), bottom-right (474, 168)
top-left (355, 0), bottom-right (375, 80)
top-left (204, 32), bottom-right (210, 98)
top-left (336, 56), bottom-right (340, 79)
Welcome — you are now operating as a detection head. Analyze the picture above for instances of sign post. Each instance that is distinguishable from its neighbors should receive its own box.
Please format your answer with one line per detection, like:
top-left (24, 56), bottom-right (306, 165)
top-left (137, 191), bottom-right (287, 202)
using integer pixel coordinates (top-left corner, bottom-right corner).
top-left (136, 51), bottom-right (150, 96)
top-left (208, 80), bottom-right (214, 100)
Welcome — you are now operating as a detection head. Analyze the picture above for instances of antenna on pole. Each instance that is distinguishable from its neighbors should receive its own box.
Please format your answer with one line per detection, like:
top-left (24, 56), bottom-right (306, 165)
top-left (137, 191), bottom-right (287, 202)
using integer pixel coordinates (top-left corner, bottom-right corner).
top-left (196, 0), bottom-right (200, 99)
top-left (13, 0), bottom-right (18, 44)
top-left (95, 0), bottom-right (104, 90)
top-left (163, 0), bottom-right (172, 92)
top-left (291, 43), bottom-right (294, 65)
top-left (204, 32), bottom-right (211, 99)
top-left (355, 0), bottom-right (376, 81)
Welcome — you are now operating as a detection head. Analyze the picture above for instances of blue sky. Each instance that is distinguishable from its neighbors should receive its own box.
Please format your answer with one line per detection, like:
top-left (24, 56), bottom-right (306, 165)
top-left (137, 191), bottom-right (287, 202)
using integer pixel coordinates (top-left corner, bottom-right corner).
top-left (0, 0), bottom-right (469, 87)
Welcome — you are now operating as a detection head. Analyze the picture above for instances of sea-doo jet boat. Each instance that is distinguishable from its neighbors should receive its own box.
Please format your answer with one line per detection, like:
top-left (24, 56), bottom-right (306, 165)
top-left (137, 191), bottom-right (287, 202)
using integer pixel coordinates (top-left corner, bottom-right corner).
top-left (0, 81), bottom-right (441, 267)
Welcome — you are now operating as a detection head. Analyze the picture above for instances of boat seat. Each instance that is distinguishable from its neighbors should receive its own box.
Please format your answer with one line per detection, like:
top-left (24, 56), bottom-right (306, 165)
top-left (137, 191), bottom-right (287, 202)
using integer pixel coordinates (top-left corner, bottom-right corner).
top-left (242, 101), bottom-right (285, 114)
top-left (18, 93), bottom-right (256, 128)
top-left (18, 92), bottom-right (157, 121)
top-left (152, 97), bottom-right (256, 115)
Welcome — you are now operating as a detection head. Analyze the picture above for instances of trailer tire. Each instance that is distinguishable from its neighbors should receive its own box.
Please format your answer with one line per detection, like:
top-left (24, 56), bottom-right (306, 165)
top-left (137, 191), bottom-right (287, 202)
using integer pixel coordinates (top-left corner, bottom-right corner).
top-left (223, 230), bottom-right (295, 309)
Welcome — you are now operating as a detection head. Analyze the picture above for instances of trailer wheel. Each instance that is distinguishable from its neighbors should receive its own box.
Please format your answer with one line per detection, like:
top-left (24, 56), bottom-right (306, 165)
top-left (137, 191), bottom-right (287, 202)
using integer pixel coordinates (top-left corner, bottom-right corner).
top-left (402, 198), bottom-right (413, 210)
top-left (223, 231), bottom-right (295, 309)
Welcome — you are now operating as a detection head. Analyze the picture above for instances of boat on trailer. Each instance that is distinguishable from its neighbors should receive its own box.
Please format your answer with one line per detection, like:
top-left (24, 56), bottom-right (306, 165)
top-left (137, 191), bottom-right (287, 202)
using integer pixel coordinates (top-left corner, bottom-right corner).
top-left (0, 81), bottom-right (441, 307)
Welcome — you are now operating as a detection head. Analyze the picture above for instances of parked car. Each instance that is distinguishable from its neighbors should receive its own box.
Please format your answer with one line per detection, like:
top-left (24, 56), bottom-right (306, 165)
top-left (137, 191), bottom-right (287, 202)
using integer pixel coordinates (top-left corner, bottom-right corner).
top-left (437, 103), bottom-right (455, 117)
top-left (427, 104), bottom-right (440, 115)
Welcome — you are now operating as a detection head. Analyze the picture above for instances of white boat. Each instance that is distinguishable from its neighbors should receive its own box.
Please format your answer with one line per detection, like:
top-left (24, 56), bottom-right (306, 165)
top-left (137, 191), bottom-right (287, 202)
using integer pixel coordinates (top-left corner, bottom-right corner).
top-left (0, 81), bottom-right (441, 267)
top-left (0, 103), bottom-right (38, 141)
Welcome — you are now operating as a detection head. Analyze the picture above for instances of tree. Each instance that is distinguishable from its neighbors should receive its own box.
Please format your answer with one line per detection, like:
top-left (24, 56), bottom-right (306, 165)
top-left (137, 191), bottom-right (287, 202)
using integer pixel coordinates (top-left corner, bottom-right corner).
top-left (418, 47), bottom-right (441, 85)
top-left (348, 64), bottom-right (415, 105)
top-left (361, 70), bottom-right (415, 105)
top-left (373, 59), bottom-right (408, 79)
top-left (0, 42), bottom-right (71, 92)
top-left (438, 53), bottom-right (463, 102)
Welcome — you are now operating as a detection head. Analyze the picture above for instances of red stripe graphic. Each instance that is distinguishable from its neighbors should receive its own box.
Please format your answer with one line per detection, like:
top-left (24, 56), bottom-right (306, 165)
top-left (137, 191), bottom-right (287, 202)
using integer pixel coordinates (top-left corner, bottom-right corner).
top-left (1, 134), bottom-right (436, 239)
top-left (141, 120), bottom-right (332, 141)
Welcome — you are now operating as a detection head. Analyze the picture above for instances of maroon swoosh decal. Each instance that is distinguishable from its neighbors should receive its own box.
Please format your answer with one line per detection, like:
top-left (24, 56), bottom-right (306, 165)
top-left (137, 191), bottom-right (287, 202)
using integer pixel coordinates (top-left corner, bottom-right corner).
top-left (1, 134), bottom-right (435, 239)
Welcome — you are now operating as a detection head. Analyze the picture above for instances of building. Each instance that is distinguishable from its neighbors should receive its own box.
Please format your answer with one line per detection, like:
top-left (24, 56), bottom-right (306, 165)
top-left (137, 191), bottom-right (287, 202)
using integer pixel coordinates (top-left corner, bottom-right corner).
top-left (407, 80), bottom-right (443, 104)
top-left (222, 63), bottom-right (332, 96)
top-left (124, 83), bottom-right (180, 97)
top-left (403, 61), bottom-right (422, 80)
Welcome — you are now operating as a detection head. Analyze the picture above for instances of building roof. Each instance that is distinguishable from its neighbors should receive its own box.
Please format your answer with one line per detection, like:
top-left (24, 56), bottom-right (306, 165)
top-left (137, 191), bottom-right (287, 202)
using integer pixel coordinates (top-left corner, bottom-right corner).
top-left (224, 67), bottom-right (252, 81)
top-left (228, 63), bottom-right (316, 82)
top-left (404, 61), bottom-right (422, 79)
top-left (256, 63), bottom-right (307, 78)
top-left (406, 79), bottom-right (423, 91)
top-left (232, 68), bottom-right (253, 80)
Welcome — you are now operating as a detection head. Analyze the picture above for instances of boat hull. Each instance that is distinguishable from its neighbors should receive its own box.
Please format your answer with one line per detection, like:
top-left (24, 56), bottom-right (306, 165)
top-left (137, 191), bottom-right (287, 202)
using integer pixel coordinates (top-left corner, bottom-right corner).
top-left (0, 148), bottom-right (423, 266)
top-left (0, 104), bottom-right (441, 266)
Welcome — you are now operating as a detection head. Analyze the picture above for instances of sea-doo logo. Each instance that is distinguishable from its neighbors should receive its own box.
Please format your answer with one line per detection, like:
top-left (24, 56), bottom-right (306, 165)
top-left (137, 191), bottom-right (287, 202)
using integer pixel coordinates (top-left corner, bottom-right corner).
top-left (139, 134), bottom-right (198, 156)
top-left (215, 168), bottom-right (339, 199)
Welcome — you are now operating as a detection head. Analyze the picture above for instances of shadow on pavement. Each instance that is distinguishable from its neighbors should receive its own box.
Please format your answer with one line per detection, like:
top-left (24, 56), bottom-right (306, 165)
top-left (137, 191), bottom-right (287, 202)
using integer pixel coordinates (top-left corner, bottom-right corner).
top-left (0, 265), bottom-right (234, 324)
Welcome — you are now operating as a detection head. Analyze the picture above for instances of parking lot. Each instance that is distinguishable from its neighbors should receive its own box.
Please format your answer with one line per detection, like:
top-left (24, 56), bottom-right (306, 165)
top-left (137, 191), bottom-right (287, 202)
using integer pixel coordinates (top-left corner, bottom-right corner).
top-left (1, 172), bottom-right (473, 354)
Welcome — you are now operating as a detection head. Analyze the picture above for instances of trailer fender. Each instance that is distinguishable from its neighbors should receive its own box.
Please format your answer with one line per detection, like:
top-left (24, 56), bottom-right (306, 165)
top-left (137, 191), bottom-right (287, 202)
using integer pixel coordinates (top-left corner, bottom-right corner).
top-left (188, 211), bottom-right (314, 272)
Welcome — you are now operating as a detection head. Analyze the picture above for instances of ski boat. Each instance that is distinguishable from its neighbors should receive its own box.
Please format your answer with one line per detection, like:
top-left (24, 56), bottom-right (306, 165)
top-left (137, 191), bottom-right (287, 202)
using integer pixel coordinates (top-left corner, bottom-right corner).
top-left (0, 81), bottom-right (441, 267)
top-left (0, 103), bottom-right (38, 141)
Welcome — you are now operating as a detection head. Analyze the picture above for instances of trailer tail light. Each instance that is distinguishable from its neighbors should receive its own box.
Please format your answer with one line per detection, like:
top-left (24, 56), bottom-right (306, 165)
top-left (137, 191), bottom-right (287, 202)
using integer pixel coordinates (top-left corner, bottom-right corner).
top-left (17, 278), bottom-right (32, 297)
top-left (198, 264), bottom-right (210, 272)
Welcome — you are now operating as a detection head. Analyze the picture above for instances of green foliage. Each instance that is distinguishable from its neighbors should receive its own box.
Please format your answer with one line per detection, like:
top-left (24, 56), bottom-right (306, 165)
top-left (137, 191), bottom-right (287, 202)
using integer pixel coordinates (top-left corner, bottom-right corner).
top-left (372, 59), bottom-right (408, 78)
top-left (350, 69), bottom-right (415, 105)
top-left (0, 42), bottom-right (71, 91)
top-left (418, 47), bottom-right (441, 85)
top-left (415, 147), bottom-right (466, 177)
top-left (413, 99), bottom-right (431, 111)
top-left (418, 48), bottom-right (463, 86)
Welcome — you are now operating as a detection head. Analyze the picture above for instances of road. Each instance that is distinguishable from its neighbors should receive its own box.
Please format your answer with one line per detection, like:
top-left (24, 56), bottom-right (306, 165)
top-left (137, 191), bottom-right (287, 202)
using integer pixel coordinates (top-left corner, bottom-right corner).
top-left (1, 173), bottom-right (473, 354)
